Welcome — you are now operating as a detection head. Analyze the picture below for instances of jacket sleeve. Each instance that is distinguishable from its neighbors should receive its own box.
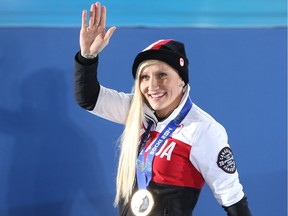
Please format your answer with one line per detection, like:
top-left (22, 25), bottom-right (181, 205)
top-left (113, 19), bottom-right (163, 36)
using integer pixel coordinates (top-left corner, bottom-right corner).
top-left (223, 196), bottom-right (252, 216)
top-left (190, 122), bottom-right (252, 215)
top-left (74, 51), bottom-right (132, 124)
top-left (74, 51), bottom-right (100, 111)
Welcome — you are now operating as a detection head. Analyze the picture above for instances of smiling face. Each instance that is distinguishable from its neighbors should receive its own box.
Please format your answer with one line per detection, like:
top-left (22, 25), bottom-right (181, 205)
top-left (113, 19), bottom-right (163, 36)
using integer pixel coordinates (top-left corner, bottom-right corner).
top-left (139, 61), bottom-right (185, 118)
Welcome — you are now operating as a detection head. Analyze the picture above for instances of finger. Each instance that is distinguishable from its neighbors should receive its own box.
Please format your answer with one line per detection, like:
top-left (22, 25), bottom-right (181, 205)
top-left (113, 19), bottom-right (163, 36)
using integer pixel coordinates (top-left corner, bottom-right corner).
top-left (94, 2), bottom-right (101, 25)
top-left (99, 5), bottom-right (107, 28)
top-left (89, 4), bottom-right (95, 27)
top-left (81, 10), bottom-right (87, 29)
top-left (104, 26), bottom-right (116, 42)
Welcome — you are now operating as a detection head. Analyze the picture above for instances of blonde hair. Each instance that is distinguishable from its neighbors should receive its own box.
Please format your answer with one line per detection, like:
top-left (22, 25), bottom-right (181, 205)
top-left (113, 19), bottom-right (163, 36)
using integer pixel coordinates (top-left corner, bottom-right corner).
top-left (114, 60), bottom-right (160, 206)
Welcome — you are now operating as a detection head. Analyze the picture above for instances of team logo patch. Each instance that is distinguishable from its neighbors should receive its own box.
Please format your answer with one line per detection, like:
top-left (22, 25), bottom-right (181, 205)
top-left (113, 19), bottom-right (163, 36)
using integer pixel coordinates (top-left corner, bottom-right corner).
top-left (217, 147), bottom-right (236, 174)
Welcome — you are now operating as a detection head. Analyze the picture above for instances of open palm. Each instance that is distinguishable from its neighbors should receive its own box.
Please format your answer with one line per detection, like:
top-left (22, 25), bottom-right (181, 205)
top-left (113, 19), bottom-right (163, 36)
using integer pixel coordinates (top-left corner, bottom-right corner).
top-left (80, 2), bottom-right (116, 58)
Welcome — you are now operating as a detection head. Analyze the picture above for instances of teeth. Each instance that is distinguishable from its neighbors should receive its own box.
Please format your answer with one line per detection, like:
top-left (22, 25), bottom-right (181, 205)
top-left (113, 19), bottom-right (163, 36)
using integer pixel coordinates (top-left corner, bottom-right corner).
top-left (150, 93), bottom-right (165, 98)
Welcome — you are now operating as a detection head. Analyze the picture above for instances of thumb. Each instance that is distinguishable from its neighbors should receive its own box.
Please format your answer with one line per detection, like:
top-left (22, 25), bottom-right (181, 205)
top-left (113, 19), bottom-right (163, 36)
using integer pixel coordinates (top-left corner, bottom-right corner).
top-left (104, 26), bottom-right (116, 42)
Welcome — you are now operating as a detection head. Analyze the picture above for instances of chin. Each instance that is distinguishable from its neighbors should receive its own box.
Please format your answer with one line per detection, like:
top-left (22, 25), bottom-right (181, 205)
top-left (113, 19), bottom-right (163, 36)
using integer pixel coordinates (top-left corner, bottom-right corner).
top-left (151, 106), bottom-right (165, 114)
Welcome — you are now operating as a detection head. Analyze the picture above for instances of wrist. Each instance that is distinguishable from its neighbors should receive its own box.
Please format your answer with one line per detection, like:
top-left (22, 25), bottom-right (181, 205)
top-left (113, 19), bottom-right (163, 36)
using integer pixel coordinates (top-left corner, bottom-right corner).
top-left (81, 53), bottom-right (97, 59)
top-left (77, 51), bottom-right (98, 65)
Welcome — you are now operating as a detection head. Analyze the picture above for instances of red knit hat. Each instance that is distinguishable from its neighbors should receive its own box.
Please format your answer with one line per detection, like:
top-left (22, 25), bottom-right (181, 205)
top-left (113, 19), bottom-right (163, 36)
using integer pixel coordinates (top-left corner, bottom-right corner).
top-left (132, 39), bottom-right (189, 85)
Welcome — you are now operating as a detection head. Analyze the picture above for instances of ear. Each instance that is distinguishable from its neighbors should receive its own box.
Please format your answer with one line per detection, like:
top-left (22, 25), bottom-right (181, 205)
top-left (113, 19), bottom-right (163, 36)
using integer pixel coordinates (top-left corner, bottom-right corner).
top-left (179, 80), bottom-right (185, 87)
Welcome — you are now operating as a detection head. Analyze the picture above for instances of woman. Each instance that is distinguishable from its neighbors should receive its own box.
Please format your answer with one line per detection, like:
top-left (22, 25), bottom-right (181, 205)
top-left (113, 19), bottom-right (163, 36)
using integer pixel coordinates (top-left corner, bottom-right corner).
top-left (74, 2), bottom-right (252, 216)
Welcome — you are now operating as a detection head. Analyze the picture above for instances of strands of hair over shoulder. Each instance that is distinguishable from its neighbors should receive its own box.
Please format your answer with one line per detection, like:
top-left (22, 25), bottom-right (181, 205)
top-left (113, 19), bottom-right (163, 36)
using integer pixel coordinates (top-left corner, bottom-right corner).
top-left (114, 60), bottom-right (159, 206)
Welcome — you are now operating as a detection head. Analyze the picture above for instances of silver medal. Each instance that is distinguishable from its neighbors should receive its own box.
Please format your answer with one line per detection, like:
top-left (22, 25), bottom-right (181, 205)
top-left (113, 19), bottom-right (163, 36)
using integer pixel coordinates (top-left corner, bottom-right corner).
top-left (131, 189), bottom-right (154, 216)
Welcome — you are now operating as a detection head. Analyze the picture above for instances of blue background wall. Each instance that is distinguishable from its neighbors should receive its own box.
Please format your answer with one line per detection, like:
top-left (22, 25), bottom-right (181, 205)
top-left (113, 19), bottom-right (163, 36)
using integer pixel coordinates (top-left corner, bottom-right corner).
top-left (0, 0), bottom-right (286, 27)
top-left (0, 0), bottom-right (287, 216)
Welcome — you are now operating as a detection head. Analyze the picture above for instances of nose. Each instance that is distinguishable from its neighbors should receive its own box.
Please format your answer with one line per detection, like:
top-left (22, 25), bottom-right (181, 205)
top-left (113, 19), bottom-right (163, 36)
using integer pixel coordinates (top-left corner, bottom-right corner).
top-left (148, 76), bottom-right (159, 91)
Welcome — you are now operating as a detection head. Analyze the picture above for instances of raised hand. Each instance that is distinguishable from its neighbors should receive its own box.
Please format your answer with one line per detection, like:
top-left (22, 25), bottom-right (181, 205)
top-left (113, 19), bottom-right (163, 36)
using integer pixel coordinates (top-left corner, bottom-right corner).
top-left (80, 2), bottom-right (116, 58)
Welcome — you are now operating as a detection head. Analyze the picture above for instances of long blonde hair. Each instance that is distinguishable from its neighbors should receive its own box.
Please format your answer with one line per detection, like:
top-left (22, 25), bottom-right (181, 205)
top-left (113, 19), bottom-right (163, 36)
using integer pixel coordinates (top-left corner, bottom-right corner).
top-left (114, 60), bottom-right (160, 206)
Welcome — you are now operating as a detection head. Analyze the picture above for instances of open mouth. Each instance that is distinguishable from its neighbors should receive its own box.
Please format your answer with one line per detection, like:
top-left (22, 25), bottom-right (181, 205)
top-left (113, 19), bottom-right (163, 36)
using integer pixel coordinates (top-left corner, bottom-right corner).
top-left (148, 92), bottom-right (166, 101)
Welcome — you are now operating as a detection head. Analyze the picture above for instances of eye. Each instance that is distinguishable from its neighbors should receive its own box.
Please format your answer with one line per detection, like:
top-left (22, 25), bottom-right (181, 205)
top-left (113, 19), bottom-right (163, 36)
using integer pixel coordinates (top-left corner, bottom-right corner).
top-left (140, 74), bottom-right (149, 81)
top-left (159, 72), bottom-right (167, 78)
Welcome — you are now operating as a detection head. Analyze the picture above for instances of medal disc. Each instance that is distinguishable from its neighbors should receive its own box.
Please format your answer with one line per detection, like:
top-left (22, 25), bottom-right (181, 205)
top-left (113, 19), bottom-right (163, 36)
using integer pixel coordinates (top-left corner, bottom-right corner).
top-left (131, 189), bottom-right (154, 216)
